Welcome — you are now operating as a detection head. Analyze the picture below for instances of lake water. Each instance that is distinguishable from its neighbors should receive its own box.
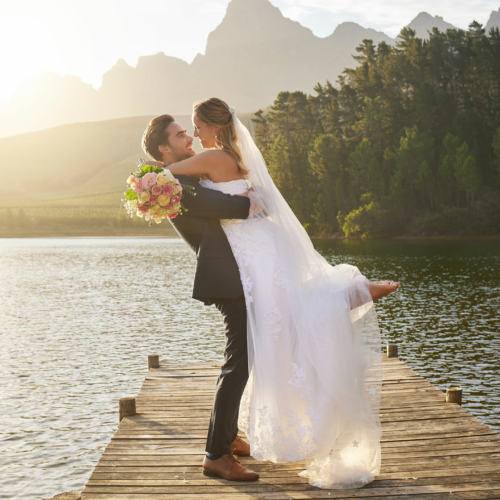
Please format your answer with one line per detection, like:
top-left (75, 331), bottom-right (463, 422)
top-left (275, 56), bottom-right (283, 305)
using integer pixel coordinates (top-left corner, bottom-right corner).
top-left (0, 237), bottom-right (499, 500)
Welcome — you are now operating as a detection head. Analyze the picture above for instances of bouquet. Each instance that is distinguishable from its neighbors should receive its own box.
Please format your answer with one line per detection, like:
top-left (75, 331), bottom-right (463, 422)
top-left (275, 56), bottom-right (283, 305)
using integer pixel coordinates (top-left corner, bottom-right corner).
top-left (123, 160), bottom-right (193, 224)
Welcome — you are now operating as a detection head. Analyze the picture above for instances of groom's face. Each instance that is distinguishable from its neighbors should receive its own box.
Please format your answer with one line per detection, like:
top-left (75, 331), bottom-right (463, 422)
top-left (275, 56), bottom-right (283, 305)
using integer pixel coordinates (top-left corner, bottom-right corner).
top-left (161, 122), bottom-right (195, 164)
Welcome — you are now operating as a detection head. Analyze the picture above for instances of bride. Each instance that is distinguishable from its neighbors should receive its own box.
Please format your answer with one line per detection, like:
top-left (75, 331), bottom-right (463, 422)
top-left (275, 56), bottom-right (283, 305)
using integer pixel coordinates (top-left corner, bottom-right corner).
top-left (154, 97), bottom-right (399, 489)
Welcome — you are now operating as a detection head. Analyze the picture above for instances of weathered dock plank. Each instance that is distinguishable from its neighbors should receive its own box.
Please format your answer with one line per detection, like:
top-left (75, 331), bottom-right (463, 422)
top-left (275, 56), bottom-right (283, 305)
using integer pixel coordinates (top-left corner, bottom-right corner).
top-left (81, 355), bottom-right (500, 499)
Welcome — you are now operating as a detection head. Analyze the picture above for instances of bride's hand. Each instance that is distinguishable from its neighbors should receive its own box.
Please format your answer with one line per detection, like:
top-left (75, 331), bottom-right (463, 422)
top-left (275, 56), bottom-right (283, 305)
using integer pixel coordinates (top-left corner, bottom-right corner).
top-left (246, 189), bottom-right (263, 216)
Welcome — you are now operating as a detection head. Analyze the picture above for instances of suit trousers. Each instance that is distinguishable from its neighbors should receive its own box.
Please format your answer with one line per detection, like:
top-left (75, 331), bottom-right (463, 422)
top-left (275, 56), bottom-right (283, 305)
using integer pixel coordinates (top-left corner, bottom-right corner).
top-left (205, 295), bottom-right (248, 456)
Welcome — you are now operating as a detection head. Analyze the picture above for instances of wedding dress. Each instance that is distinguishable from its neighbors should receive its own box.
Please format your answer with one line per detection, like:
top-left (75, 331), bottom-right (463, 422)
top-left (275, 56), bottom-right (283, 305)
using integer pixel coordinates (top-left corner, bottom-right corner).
top-left (198, 115), bottom-right (382, 489)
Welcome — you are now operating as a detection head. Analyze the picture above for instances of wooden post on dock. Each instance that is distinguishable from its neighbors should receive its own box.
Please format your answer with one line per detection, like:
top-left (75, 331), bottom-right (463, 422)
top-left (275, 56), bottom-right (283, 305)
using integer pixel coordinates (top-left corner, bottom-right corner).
top-left (52, 492), bottom-right (81, 500)
top-left (446, 387), bottom-right (463, 405)
top-left (148, 354), bottom-right (160, 369)
top-left (387, 343), bottom-right (398, 358)
top-left (119, 397), bottom-right (136, 422)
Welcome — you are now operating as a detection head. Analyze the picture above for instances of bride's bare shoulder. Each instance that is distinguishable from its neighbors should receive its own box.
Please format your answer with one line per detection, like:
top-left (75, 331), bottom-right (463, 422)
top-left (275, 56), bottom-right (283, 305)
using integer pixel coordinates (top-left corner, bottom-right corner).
top-left (200, 150), bottom-right (239, 174)
top-left (200, 149), bottom-right (236, 163)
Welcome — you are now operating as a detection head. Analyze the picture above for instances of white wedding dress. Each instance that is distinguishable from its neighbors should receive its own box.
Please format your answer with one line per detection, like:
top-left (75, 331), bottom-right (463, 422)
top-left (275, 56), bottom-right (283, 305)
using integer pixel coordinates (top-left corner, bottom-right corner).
top-left (200, 176), bottom-right (382, 489)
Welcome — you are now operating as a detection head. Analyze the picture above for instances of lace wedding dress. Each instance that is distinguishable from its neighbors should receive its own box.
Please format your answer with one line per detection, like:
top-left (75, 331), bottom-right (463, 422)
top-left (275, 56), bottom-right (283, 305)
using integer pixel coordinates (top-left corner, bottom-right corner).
top-left (200, 177), bottom-right (382, 489)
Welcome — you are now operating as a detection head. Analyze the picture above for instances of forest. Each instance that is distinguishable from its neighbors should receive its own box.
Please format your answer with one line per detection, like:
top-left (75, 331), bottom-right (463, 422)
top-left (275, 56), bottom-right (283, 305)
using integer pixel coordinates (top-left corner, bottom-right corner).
top-left (252, 22), bottom-right (500, 237)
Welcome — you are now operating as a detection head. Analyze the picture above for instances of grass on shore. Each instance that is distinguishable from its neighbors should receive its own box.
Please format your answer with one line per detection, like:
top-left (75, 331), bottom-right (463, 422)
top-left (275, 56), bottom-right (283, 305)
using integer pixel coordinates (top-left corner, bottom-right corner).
top-left (0, 190), bottom-right (180, 237)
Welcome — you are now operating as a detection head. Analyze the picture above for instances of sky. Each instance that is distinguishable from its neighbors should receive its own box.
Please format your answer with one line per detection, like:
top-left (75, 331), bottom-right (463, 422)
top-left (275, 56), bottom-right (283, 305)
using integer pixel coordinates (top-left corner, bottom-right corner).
top-left (0, 0), bottom-right (498, 103)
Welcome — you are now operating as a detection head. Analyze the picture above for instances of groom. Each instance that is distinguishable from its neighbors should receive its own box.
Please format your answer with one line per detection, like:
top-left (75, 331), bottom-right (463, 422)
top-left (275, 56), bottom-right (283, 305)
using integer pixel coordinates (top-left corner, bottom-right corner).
top-left (142, 115), bottom-right (259, 481)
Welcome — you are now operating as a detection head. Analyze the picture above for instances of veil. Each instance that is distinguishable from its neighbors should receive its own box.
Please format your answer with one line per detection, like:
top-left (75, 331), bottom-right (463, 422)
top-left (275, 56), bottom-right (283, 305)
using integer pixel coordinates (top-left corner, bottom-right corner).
top-left (232, 112), bottom-right (382, 489)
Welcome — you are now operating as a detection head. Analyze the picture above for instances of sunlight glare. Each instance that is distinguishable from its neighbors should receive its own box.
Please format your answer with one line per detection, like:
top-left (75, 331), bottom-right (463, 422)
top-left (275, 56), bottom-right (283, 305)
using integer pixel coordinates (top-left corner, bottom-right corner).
top-left (0, 14), bottom-right (63, 103)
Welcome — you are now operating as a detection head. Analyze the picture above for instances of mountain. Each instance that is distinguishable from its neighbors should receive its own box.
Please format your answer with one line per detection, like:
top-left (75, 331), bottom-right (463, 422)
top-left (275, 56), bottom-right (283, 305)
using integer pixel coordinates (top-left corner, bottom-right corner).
top-left (0, 73), bottom-right (98, 138)
top-left (0, 0), bottom-right (484, 139)
top-left (485, 7), bottom-right (500, 33)
top-left (0, 0), bottom-right (393, 138)
top-left (405, 12), bottom-right (458, 39)
top-left (0, 115), bottom-right (156, 200)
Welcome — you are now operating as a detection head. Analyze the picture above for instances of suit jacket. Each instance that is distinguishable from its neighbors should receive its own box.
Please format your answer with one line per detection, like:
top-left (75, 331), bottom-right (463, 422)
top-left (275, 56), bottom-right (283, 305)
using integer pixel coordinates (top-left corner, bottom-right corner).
top-left (169, 175), bottom-right (250, 304)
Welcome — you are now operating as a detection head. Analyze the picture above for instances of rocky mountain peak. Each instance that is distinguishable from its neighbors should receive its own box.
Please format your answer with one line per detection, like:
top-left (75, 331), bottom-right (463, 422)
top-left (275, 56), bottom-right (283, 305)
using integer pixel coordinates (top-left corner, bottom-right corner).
top-left (485, 7), bottom-right (500, 33)
top-left (206, 0), bottom-right (314, 52)
top-left (406, 12), bottom-right (457, 39)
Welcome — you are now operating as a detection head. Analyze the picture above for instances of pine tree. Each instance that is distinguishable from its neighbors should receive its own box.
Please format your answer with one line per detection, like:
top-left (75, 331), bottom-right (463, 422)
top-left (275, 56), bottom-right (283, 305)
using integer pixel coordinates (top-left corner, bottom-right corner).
top-left (455, 142), bottom-right (479, 210)
top-left (438, 134), bottom-right (461, 207)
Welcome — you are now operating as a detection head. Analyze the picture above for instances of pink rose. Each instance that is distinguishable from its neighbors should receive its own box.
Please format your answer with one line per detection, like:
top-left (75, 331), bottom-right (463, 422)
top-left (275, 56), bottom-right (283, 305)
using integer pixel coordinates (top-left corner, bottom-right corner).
top-left (151, 184), bottom-right (162, 196)
top-left (132, 178), bottom-right (143, 192)
top-left (171, 195), bottom-right (181, 204)
top-left (163, 184), bottom-right (174, 196)
top-left (149, 195), bottom-right (158, 205)
top-left (168, 212), bottom-right (178, 219)
top-left (142, 172), bottom-right (157, 190)
top-left (166, 203), bottom-right (173, 210)
top-left (137, 205), bottom-right (148, 214)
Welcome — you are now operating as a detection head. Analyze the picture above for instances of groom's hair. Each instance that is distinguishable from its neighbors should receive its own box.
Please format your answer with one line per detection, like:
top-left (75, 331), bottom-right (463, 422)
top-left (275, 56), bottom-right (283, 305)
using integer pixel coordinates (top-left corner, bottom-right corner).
top-left (142, 114), bottom-right (175, 161)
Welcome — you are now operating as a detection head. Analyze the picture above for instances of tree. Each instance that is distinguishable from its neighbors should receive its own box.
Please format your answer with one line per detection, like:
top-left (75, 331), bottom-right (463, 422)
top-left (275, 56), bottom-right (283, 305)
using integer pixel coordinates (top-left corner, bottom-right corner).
top-left (251, 109), bottom-right (271, 154)
top-left (437, 134), bottom-right (460, 207)
top-left (348, 138), bottom-right (383, 202)
top-left (250, 19), bottom-right (500, 237)
top-left (454, 142), bottom-right (479, 210)
top-left (493, 127), bottom-right (500, 188)
top-left (267, 135), bottom-right (291, 200)
top-left (309, 134), bottom-right (343, 230)
top-left (389, 126), bottom-right (435, 219)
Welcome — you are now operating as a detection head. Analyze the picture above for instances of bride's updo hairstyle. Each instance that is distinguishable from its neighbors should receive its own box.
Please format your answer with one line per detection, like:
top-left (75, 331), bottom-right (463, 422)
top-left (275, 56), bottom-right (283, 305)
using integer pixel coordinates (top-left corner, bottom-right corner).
top-left (193, 97), bottom-right (249, 175)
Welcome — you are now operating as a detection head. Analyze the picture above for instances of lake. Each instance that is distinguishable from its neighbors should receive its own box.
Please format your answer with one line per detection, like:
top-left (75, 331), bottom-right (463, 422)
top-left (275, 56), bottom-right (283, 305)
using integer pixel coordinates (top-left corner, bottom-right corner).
top-left (0, 237), bottom-right (499, 500)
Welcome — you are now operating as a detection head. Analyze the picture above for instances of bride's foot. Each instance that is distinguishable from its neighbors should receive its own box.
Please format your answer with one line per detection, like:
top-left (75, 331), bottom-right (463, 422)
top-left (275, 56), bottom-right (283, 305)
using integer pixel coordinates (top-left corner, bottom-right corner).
top-left (370, 281), bottom-right (400, 301)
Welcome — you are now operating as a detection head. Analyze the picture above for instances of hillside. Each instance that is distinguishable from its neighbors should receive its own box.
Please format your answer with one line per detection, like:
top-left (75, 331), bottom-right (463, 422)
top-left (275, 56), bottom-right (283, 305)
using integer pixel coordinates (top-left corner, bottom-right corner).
top-left (0, 113), bottom-right (259, 201)
top-left (0, 112), bottom-right (255, 235)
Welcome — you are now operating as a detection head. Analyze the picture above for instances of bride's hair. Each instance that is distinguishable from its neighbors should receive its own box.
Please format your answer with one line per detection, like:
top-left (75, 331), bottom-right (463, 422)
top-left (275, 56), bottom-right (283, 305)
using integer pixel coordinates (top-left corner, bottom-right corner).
top-left (193, 98), bottom-right (249, 175)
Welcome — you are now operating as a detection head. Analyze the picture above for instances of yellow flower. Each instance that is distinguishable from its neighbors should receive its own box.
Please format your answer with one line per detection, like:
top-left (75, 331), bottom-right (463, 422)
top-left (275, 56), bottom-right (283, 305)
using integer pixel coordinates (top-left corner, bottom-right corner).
top-left (158, 194), bottom-right (171, 206)
top-left (127, 175), bottom-right (136, 185)
top-left (150, 204), bottom-right (160, 214)
top-left (137, 191), bottom-right (150, 203)
top-left (163, 169), bottom-right (175, 182)
top-left (156, 173), bottom-right (168, 186)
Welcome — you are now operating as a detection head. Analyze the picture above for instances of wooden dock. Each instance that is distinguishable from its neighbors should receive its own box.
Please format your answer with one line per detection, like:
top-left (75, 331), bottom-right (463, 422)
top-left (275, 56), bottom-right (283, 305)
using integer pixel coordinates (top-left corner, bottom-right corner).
top-left (80, 353), bottom-right (500, 499)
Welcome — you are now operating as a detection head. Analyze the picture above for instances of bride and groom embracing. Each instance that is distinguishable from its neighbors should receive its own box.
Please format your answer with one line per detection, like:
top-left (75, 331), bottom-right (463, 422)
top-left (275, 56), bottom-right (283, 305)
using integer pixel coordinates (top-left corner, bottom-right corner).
top-left (141, 98), bottom-right (400, 489)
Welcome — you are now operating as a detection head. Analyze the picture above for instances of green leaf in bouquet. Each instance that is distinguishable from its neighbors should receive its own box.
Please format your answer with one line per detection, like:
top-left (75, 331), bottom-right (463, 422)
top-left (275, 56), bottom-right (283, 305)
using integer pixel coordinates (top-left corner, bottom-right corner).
top-left (141, 164), bottom-right (152, 174)
top-left (125, 189), bottom-right (137, 200)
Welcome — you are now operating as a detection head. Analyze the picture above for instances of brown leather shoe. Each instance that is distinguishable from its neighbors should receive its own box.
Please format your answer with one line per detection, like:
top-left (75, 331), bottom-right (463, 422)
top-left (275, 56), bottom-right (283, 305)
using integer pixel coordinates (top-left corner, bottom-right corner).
top-left (202, 454), bottom-right (259, 481)
top-left (230, 436), bottom-right (250, 456)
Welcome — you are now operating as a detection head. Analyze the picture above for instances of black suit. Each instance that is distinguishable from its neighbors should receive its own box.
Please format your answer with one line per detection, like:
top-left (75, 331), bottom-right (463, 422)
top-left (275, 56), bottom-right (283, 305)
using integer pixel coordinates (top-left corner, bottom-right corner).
top-left (169, 175), bottom-right (248, 303)
top-left (169, 174), bottom-right (250, 456)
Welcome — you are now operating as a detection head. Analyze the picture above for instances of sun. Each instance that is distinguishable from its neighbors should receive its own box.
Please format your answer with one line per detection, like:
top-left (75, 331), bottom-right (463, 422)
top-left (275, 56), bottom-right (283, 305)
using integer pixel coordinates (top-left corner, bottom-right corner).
top-left (0, 13), bottom-right (63, 103)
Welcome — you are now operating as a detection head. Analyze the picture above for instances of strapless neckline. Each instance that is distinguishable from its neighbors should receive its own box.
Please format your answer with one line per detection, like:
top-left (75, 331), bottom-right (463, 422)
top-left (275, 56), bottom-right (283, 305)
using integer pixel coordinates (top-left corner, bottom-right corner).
top-left (199, 178), bottom-right (252, 196)
top-left (200, 178), bottom-right (251, 187)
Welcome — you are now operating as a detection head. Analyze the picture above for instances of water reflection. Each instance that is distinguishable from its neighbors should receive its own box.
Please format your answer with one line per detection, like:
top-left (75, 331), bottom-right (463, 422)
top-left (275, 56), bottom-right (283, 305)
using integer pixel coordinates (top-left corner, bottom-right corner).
top-left (0, 237), bottom-right (499, 500)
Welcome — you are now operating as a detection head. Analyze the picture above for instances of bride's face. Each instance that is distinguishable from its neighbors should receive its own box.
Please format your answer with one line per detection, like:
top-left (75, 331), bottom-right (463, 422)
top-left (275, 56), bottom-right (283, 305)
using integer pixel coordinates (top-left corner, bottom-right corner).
top-left (193, 114), bottom-right (217, 150)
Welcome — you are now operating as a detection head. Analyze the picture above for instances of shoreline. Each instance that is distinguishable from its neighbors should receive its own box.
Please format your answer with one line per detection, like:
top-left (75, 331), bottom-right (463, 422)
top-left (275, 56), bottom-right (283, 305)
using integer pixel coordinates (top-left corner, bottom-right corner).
top-left (0, 228), bottom-right (178, 238)
top-left (0, 229), bottom-right (499, 240)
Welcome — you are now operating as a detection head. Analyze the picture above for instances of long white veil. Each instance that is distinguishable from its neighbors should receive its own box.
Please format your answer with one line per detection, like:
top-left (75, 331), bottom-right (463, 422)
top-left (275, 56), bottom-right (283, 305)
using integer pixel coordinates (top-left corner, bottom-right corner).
top-left (232, 113), bottom-right (382, 489)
